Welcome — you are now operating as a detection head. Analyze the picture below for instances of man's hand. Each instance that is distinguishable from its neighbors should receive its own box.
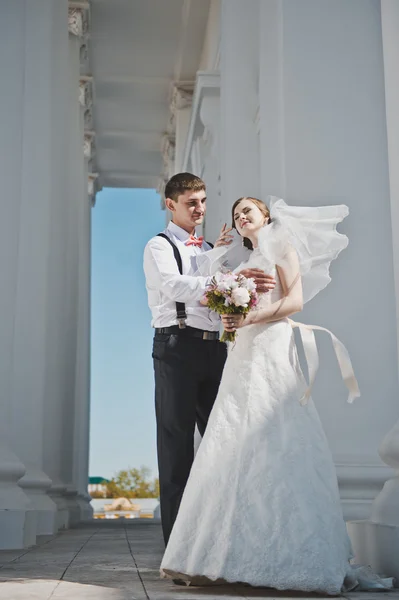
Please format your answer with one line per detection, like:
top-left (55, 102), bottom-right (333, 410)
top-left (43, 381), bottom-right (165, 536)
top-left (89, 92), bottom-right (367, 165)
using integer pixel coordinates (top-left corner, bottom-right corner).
top-left (238, 268), bottom-right (276, 293)
top-left (214, 224), bottom-right (234, 248)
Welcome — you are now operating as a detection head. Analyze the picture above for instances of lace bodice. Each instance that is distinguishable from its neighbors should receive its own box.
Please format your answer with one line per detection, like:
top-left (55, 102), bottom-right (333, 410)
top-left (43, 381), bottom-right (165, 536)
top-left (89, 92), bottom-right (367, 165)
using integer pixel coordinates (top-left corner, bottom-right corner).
top-left (235, 247), bottom-right (283, 309)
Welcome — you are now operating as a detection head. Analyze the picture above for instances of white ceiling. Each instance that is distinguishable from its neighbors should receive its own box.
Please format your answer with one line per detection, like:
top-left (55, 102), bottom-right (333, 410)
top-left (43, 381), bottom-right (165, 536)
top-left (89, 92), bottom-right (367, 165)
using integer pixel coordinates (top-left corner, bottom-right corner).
top-left (90, 0), bottom-right (211, 190)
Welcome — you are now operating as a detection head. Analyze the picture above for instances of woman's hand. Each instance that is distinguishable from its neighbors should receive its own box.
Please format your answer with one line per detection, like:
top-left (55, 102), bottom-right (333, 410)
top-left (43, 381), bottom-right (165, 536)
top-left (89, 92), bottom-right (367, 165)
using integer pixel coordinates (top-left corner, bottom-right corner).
top-left (221, 313), bottom-right (248, 332)
top-left (238, 268), bottom-right (276, 293)
top-left (214, 224), bottom-right (234, 248)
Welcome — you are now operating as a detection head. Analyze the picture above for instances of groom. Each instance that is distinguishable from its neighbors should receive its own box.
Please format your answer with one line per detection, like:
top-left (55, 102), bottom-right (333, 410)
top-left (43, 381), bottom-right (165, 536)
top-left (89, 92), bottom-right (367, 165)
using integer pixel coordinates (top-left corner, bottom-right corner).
top-left (143, 172), bottom-right (275, 545)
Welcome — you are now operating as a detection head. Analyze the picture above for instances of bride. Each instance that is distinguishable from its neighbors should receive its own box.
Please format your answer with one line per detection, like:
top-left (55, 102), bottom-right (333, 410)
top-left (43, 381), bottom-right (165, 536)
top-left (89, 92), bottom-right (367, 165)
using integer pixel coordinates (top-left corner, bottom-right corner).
top-left (160, 196), bottom-right (392, 594)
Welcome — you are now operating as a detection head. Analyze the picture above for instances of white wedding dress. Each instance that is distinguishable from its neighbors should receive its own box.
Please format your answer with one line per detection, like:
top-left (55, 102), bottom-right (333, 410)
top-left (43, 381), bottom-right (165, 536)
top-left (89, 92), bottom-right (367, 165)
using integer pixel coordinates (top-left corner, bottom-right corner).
top-left (161, 249), bottom-right (353, 594)
top-left (160, 199), bottom-right (393, 594)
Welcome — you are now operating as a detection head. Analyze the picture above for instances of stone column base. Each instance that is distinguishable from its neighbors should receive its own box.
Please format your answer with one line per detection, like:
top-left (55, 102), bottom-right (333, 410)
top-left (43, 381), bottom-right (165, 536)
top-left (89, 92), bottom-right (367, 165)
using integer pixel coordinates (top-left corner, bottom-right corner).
top-left (347, 520), bottom-right (399, 579)
top-left (0, 508), bottom-right (36, 550)
top-left (76, 492), bottom-right (93, 521)
top-left (0, 445), bottom-right (36, 549)
top-left (64, 486), bottom-right (81, 526)
top-left (23, 491), bottom-right (57, 537)
top-left (47, 483), bottom-right (70, 530)
top-left (18, 466), bottom-right (57, 536)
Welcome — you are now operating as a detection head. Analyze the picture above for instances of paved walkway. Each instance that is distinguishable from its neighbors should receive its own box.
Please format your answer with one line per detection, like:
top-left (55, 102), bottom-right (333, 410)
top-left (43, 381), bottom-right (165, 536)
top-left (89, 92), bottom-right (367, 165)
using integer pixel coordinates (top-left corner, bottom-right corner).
top-left (0, 520), bottom-right (397, 600)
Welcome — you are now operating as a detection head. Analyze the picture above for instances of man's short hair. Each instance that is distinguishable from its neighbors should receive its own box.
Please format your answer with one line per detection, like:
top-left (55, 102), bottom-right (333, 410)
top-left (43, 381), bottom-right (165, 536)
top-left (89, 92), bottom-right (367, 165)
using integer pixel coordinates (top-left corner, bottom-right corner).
top-left (165, 172), bottom-right (206, 202)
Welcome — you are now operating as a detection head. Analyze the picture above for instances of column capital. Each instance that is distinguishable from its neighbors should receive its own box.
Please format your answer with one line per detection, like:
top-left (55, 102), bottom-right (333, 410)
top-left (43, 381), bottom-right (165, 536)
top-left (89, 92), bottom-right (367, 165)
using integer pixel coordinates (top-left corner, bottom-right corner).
top-left (166, 82), bottom-right (194, 138)
top-left (88, 172), bottom-right (99, 201)
top-left (170, 83), bottom-right (194, 115)
top-left (68, 3), bottom-right (89, 38)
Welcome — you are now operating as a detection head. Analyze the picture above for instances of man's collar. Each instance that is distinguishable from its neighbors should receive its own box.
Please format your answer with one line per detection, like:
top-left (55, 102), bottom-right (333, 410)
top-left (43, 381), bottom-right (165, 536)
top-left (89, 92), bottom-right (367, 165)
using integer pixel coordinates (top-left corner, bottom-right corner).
top-left (167, 221), bottom-right (196, 242)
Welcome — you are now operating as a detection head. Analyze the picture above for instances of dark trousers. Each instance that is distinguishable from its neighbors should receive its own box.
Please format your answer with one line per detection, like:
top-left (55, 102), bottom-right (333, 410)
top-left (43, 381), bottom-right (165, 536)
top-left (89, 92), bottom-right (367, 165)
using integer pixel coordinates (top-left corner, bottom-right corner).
top-left (152, 331), bottom-right (227, 546)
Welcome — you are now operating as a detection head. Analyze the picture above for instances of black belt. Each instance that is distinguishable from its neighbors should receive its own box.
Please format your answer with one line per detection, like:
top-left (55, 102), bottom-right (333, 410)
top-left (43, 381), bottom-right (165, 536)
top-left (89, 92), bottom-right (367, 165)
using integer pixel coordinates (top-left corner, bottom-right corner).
top-left (154, 325), bottom-right (219, 341)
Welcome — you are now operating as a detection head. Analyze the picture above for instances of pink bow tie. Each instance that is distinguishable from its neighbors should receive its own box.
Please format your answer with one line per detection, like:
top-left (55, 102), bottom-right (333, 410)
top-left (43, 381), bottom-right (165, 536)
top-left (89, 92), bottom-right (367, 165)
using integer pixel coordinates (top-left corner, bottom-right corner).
top-left (185, 235), bottom-right (204, 248)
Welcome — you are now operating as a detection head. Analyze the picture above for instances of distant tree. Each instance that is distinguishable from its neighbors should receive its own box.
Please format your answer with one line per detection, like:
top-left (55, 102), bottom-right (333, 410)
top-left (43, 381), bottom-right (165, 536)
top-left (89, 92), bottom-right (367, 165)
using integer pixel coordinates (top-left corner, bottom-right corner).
top-left (89, 490), bottom-right (106, 499)
top-left (104, 466), bottom-right (159, 499)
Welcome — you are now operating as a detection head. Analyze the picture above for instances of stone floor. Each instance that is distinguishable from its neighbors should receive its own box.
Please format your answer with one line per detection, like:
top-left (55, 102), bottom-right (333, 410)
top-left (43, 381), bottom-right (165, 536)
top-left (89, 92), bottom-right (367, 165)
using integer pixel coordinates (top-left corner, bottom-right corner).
top-left (0, 520), bottom-right (397, 600)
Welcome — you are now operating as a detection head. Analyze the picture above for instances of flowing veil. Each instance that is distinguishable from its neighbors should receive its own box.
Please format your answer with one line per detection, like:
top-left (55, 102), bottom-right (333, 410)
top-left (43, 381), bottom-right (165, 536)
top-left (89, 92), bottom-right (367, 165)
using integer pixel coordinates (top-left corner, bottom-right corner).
top-left (196, 196), bottom-right (349, 305)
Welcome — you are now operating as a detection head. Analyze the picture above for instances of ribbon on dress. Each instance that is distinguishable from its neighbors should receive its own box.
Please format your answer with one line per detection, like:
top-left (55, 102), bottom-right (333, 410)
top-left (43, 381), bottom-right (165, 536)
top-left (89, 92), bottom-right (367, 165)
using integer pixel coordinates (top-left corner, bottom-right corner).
top-left (287, 319), bottom-right (361, 406)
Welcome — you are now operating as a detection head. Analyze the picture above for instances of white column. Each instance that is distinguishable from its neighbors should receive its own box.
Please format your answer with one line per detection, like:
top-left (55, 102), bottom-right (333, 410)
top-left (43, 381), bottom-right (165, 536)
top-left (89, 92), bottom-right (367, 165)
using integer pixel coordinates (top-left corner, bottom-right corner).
top-left (67, 4), bottom-right (95, 520)
top-left (347, 0), bottom-right (399, 577)
top-left (258, 0), bottom-right (285, 199)
top-left (0, 4), bottom-right (34, 550)
top-left (42, 3), bottom-right (75, 532)
top-left (57, 30), bottom-right (85, 525)
top-left (380, 0), bottom-right (399, 377)
top-left (9, 0), bottom-right (71, 537)
top-left (0, 2), bottom-right (77, 548)
top-left (220, 0), bottom-right (260, 203)
top-left (72, 93), bottom-right (94, 522)
top-left (73, 157), bottom-right (94, 521)
top-left (200, 94), bottom-right (222, 242)
top-left (256, 0), bottom-right (398, 519)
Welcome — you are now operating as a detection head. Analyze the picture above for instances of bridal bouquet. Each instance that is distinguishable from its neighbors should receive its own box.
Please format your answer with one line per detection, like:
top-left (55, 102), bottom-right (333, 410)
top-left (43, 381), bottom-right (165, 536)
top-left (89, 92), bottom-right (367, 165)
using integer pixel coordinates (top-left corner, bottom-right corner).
top-left (203, 272), bottom-right (259, 342)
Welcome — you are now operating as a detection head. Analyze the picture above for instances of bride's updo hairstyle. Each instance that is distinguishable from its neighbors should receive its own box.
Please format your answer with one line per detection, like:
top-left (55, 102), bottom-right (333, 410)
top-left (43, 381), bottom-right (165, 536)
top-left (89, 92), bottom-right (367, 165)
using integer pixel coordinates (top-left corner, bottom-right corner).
top-left (231, 197), bottom-right (270, 250)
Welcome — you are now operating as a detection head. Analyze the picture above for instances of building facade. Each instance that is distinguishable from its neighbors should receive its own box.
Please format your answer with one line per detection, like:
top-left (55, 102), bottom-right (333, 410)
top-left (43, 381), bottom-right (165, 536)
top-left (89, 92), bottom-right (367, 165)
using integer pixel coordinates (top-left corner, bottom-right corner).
top-left (0, 0), bottom-right (398, 575)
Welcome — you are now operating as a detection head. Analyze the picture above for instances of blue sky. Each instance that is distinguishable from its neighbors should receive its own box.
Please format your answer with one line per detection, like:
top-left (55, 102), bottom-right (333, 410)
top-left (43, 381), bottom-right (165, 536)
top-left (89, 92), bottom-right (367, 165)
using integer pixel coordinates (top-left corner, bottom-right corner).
top-left (90, 188), bottom-right (166, 481)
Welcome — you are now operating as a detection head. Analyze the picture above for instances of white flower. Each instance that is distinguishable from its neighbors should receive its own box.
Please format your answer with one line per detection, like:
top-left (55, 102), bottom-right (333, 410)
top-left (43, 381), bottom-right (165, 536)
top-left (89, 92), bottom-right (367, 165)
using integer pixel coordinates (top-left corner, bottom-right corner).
top-left (224, 274), bottom-right (237, 287)
top-left (215, 272), bottom-right (237, 290)
top-left (231, 287), bottom-right (250, 307)
top-left (217, 281), bottom-right (230, 293)
top-left (244, 278), bottom-right (256, 292)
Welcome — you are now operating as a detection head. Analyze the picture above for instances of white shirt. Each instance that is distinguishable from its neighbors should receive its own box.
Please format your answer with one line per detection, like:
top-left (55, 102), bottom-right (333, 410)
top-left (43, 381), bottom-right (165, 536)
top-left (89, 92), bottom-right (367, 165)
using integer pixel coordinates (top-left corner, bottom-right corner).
top-left (143, 221), bottom-right (220, 331)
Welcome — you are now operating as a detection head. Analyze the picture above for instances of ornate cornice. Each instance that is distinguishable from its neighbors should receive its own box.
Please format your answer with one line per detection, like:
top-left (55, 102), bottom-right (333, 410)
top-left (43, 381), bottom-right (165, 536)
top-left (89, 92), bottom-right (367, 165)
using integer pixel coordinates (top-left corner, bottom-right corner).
top-left (79, 75), bottom-right (93, 108)
top-left (161, 134), bottom-right (176, 164)
top-left (83, 132), bottom-right (95, 159)
top-left (79, 42), bottom-right (89, 67)
top-left (80, 76), bottom-right (94, 142)
top-left (158, 134), bottom-right (176, 203)
top-left (69, 2), bottom-right (101, 205)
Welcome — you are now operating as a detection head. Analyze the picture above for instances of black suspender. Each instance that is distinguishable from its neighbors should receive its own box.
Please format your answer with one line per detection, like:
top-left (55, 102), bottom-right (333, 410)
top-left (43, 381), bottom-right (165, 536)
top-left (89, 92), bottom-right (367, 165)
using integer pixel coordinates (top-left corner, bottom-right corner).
top-left (156, 233), bottom-right (213, 329)
top-left (157, 233), bottom-right (187, 328)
